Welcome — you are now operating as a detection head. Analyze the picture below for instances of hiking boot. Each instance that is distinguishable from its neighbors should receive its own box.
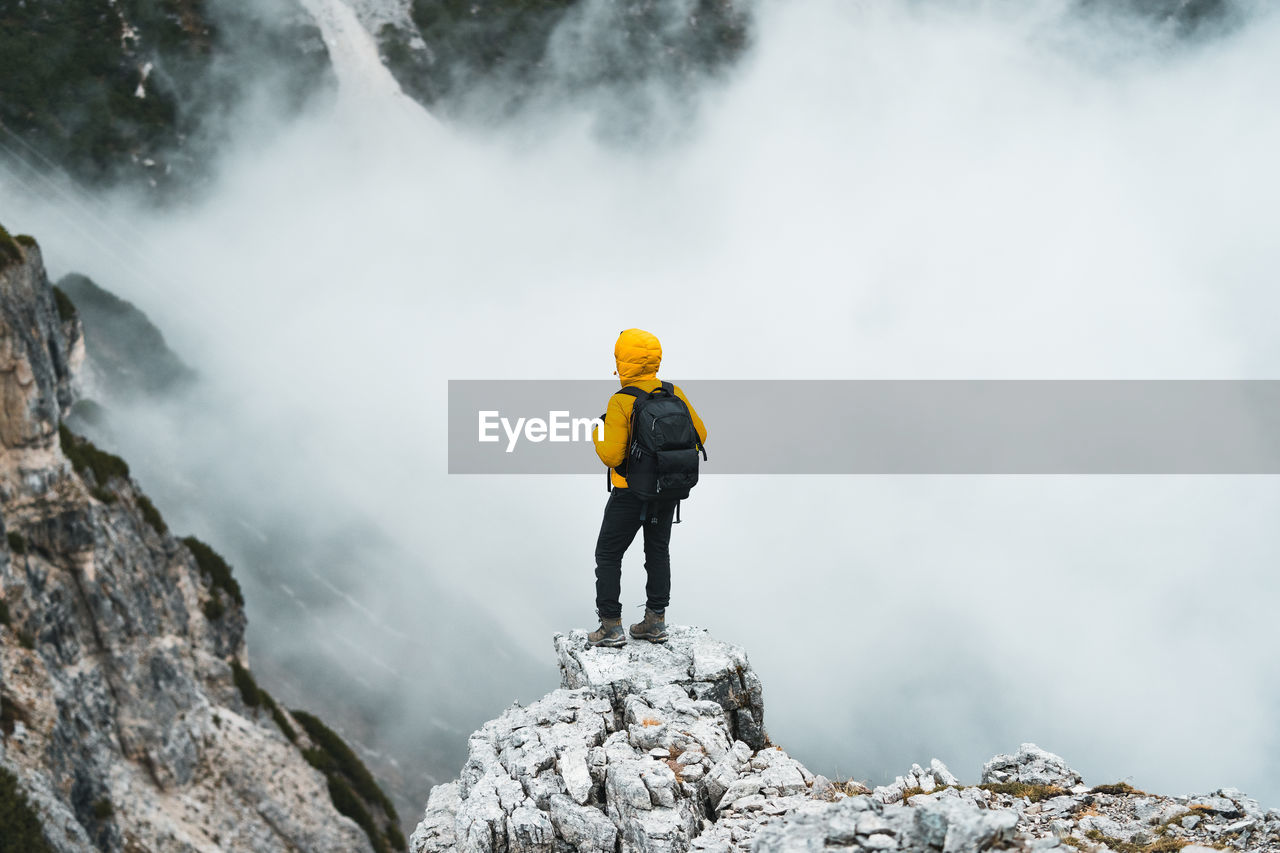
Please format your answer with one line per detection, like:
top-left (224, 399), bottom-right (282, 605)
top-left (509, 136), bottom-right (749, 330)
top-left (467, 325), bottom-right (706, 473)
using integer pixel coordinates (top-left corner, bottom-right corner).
top-left (588, 618), bottom-right (626, 648)
top-left (629, 608), bottom-right (668, 643)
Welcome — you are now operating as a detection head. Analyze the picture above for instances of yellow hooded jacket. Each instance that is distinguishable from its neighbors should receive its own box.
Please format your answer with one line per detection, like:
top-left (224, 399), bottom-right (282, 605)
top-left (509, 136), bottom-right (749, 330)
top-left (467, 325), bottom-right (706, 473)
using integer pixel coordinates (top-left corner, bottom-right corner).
top-left (593, 329), bottom-right (708, 489)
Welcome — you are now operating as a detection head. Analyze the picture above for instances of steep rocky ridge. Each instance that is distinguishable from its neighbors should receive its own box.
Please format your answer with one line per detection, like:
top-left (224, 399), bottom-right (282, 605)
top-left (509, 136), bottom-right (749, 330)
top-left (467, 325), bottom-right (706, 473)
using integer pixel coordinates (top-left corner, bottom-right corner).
top-left (410, 628), bottom-right (1280, 853)
top-left (0, 230), bottom-right (402, 851)
top-left (55, 264), bottom-right (547, 832)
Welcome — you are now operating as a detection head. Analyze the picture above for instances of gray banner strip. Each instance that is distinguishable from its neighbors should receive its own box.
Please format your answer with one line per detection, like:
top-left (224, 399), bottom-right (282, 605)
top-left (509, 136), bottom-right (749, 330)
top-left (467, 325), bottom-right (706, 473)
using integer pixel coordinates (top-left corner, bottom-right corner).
top-left (448, 380), bottom-right (1280, 474)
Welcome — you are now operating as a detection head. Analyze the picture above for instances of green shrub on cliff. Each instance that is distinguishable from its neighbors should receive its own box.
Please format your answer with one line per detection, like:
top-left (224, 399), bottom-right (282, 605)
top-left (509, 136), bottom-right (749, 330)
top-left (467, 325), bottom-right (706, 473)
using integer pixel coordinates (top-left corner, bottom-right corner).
top-left (228, 659), bottom-right (299, 743)
top-left (292, 710), bottom-right (395, 818)
top-left (292, 709), bottom-right (402, 851)
top-left (230, 660), bottom-right (261, 708)
top-left (203, 596), bottom-right (225, 621)
top-left (58, 424), bottom-right (130, 489)
top-left (262, 693), bottom-right (297, 743)
top-left (51, 286), bottom-right (77, 323)
top-left (0, 766), bottom-right (56, 853)
top-left (0, 225), bottom-right (23, 273)
top-left (327, 775), bottom-right (384, 853)
top-left (181, 536), bottom-right (244, 606)
top-left (135, 494), bottom-right (167, 536)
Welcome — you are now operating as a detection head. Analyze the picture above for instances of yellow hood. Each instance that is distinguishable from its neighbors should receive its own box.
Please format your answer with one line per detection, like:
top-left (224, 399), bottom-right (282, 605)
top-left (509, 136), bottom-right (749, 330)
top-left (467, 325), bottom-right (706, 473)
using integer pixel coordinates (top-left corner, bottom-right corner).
top-left (614, 329), bottom-right (662, 383)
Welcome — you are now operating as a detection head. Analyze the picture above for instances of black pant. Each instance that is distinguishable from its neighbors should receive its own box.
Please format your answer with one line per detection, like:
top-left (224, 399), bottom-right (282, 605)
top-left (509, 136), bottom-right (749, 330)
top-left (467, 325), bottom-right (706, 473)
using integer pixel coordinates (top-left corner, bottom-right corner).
top-left (594, 489), bottom-right (676, 620)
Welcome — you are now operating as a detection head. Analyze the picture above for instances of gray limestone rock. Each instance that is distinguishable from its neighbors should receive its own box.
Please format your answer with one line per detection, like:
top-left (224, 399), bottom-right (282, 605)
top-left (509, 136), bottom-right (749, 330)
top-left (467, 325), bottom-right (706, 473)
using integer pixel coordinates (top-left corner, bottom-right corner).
top-left (752, 794), bottom-right (1016, 852)
top-left (1, 244), bottom-right (374, 851)
top-left (556, 627), bottom-right (766, 751)
top-left (412, 783), bottom-right (462, 852)
top-left (409, 612), bottom-right (1280, 853)
top-left (930, 758), bottom-right (960, 787)
top-left (548, 794), bottom-right (618, 852)
top-left (981, 743), bottom-right (1083, 788)
top-left (412, 628), bottom-right (814, 853)
top-left (912, 798), bottom-right (1019, 851)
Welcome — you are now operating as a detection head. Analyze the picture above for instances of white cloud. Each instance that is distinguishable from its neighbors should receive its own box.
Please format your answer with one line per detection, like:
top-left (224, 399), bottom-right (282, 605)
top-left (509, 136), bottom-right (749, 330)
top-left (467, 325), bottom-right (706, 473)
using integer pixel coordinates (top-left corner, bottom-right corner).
top-left (4, 0), bottom-right (1279, 808)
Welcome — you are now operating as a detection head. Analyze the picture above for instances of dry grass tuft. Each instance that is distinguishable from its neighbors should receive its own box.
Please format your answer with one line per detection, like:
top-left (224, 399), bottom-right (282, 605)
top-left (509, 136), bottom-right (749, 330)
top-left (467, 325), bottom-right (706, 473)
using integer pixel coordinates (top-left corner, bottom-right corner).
top-left (1091, 783), bottom-right (1145, 796)
top-left (980, 782), bottom-right (1069, 803)
top-left (1084, 829), bottom-right (1190, 853)
top-left (830, 779), bottom-right (872, 797)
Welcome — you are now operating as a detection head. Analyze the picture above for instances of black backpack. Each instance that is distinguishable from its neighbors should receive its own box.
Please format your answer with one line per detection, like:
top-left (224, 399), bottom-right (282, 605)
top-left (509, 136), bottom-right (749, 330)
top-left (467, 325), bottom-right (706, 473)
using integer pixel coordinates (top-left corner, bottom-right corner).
top-left (608, 382), bottom-right (706, 512)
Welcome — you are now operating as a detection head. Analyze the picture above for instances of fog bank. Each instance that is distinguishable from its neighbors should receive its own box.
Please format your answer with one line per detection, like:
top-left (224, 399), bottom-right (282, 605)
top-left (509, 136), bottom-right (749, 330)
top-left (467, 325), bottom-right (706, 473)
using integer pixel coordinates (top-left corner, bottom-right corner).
top-left (4, 0), bottom-right (1280, 810)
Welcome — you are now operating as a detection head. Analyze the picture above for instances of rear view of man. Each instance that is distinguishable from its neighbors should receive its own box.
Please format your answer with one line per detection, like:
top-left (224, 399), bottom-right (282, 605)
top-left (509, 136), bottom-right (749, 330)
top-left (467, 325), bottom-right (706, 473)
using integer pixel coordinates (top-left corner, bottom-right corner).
top-left (589, 329), bottom-right (707, 648)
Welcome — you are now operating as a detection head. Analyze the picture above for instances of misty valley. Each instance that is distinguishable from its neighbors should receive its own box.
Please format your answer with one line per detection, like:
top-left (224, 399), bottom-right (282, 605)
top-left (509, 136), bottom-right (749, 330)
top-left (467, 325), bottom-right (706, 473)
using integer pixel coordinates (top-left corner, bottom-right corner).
top-left (2, 0), bottom-right (1279, 851)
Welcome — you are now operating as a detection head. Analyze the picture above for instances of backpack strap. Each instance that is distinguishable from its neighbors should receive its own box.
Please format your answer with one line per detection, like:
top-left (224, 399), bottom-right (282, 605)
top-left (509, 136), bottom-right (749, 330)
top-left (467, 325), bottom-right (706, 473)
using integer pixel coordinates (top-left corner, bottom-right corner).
top-left (614, 383), bottom-right (675, 400)
top-left (609, 388), bottom-right (646, 483)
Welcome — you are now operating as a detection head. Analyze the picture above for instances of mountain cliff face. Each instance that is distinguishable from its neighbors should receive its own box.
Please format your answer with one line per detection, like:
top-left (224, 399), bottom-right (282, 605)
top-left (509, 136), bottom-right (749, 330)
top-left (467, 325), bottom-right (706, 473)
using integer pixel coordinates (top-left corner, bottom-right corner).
top-left (0, 0), bottom-right (331, 191)
top-left (0, 230), bottom-right (401, 851)
top-left (53, 269), bottom-right (548, 836)
top-left (409, 627), bottom-right (1280, 853)
top-left (0, 0), bottom-right (1244, 194)
top-left (373, 0), bottom-right (750, 121)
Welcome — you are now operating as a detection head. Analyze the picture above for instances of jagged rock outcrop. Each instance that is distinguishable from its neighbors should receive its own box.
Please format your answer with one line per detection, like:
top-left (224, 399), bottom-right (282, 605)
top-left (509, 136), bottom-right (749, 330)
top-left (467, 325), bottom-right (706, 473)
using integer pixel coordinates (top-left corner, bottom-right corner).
top-left (410, 626), bottom-right (814, 853)
top-left (411, 629), bottom-right (1280, 853)
top-left (413, 628), bottom-right (944, 853)
top-left (1, 236), bottom-right (389, 851)
top-left (751, 795), bottom-right (1017, 853)
top-left (981, 745), bottom-right (1083, 790)
top-left (0, 234), bottom-right (82, 454)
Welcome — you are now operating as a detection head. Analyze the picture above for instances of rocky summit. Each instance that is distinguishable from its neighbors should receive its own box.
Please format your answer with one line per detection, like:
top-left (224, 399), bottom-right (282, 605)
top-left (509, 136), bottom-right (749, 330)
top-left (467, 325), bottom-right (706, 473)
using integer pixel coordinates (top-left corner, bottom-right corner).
top-left (410, 628), bottom-right (1280, 853)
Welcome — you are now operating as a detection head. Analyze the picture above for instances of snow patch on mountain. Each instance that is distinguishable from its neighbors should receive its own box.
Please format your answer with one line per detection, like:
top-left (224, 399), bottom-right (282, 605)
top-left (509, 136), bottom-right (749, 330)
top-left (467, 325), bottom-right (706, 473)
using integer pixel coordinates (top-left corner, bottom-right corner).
top-left (298, 0), bottom-right (415, 106)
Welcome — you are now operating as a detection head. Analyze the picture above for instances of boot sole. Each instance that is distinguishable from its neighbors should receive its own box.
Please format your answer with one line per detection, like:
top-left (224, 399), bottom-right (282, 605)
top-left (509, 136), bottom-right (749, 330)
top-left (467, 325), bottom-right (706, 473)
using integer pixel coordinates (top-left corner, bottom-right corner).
top-left (629, 631), bottom-right (668, 643)
top-left (588, 638), bottom-right (627, 648)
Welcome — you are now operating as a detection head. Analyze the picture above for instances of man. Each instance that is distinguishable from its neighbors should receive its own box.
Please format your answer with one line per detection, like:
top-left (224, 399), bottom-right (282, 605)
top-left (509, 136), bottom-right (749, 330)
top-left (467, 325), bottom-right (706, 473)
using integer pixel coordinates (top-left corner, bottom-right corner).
top-left (588, 329), bottom-right (707, 648)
